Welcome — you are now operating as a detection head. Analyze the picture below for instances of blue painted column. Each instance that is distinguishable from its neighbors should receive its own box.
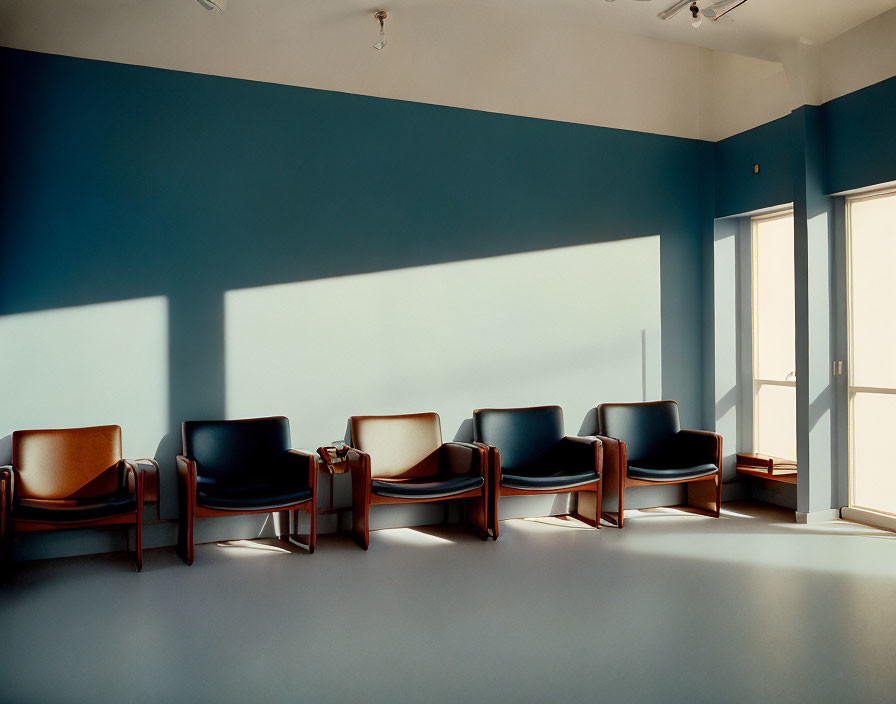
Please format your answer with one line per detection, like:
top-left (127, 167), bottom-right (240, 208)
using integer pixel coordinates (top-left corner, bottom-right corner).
top-left (710, 217), bottom-right (740, 482)
top-left (791, 106), bottom-right (836, 519)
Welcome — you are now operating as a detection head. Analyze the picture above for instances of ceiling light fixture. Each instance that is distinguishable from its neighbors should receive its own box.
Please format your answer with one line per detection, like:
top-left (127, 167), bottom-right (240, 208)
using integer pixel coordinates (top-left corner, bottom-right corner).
top-left (658, 0), bottom-right (693, 20)
top-left (373, 10), bottom-right (388, 50)
top-left (659, 0), bottom-right (750, 22)
top-left (196, 0), bottom-right (228, 12)
top-left (702, 0), bottom-right (748, 20)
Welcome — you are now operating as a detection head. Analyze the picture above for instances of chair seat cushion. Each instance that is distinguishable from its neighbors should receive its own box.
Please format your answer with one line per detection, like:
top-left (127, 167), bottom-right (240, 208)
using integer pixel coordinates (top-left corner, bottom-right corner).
top-left (14, 492), bottom-right (137, 523)
top-left (371, 475), bottom-right (484, 499)
top-left (627, 463), bottom-right (719, 482)
top-left (197, 481), bottom-right (312, 511)
top-left (501, 469), bottom-right (598, 491)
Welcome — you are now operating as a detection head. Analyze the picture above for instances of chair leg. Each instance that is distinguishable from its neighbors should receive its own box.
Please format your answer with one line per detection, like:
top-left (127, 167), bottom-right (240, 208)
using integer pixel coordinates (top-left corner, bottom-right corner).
top-left (281, 509), bottom-right (315, 554)
top-left (596, 459), bottom-right (624, 528)
top-left (278, 510), bottom-right (290, 540)
top-left (177, 496), bottom-right (185, 559)
top-left (583, 480), bottom-right (602, 529)
top-left (132, 514), bottom-right (143, 573)
top-left (133, 495), bottom-right (143, 572)
top-left (0, 526), bottom-right (12, 576)
top-left (600, 483), bottom-right (625, 528)
top-left (489, 486), bottom-right (499, 540)
top-left (0, 477), bottom-right (11, 574)
top-left (178, 502), bottom-right (195, 566)
top-left (308, 503), bottom-right (316, 555)
top-left (466, 494), bottom-right (490, 541)
top-left (572, 482), bottom-right (603, 529)
top-left (352, 500), bottom-right (369, 550)
top-left (686, 474), bottom-right (721, 518)
top-left (185, 513), bottom-right (194, 565)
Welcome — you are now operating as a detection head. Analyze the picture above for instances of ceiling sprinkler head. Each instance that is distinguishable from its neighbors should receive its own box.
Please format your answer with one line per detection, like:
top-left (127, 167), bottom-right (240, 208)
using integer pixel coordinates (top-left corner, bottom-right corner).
top-left (690, 3), bottom-right (703, 27)
top-left (373, 10), bottom-right (388, 50)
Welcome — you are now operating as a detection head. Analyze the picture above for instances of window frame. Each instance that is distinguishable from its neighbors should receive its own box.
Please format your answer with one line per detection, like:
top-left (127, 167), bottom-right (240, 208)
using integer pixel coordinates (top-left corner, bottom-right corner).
top-left (845, 186), bottom-right (896, 517)
top-left (749, 209), bottom-right (796, 460)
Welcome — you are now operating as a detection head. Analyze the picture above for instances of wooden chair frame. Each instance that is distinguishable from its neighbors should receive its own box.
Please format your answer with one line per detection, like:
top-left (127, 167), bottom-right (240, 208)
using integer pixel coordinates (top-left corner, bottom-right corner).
top-left (346, 444), bottom-right (489, 550)
top-left (594, 430), bottom-right (722, 528)
top-left (477, 439), bottom-right (603, 539)
top-left (1, 461), bottom-right (146, 572)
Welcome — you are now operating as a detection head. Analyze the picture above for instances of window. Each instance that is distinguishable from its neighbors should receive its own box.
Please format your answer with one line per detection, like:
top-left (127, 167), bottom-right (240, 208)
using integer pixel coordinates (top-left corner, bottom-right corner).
top-left (751, 212), bottom-right (796, 461)
top-left (847, 188), bottom-right (896, 518)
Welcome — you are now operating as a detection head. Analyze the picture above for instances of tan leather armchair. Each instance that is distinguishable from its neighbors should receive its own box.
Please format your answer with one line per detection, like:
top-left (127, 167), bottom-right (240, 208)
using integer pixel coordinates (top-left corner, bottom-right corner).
top-left (0, 425), bottom-right (157, 571)
top-left (347, 412), bottom-right (488, 550)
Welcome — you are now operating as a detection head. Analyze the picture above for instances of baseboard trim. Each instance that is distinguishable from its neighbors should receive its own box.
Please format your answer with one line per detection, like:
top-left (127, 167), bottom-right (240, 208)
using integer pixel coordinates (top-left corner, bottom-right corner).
top-left (841, 507), bottom-right (896, 533)
top-left (720, 481), bottom-right (748, 502)
top-left (795, 508), bottom-right (842, 524)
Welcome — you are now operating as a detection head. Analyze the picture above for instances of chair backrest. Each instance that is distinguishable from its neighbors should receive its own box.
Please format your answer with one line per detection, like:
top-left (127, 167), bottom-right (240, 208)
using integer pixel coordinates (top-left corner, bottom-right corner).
top-left (12, 425), bottom-right (123, 500)
top-left (473, 406), bottom-right (564, 473)
top-left (182, 416), bottom-right (290, 481)
top-left (597, 401), bottom-right (680, 462)
top-left (350, 413), bottom-right (443, 479)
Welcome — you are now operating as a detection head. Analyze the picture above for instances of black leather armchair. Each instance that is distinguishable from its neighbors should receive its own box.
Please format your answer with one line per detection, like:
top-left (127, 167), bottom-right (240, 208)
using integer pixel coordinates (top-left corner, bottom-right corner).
top-left (594, 400), bottom-right (722, 527)
top-left (176, 416), bottom-right (316, 565)
top-left (473, 406), bottom-right (602, 539)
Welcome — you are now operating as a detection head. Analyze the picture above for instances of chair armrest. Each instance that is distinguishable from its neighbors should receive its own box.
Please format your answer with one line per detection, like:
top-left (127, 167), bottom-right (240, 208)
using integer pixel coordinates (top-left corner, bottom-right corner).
top-left (1, 465), bottom-right (14, 519)
top-left (345, 448), bottom-right (371, 479)
top-left (441, 442), bottom-right (487, 479)
top-left (470, 443), bottom-right (501, 485)
top-left (121, 460), bottom-right (146, 508)
top-left (1, 465), bottom-right (13, 544)
top-left (279, 449), bottom-right (317, 492)
top-left (346, 447), bottom-right (371, 514)
top-left (124, 458), bottom-right (160, 503)
top-left (675, 430), bottom-right (722, 468)
top-left (118, 459), bottom-right (139, 494)
top-left (176, 455), bottom-right (198, 490)
top-left (556, 436), bottom-right (602, 475)
top-left (0, 465), bottom-right (14, 499)
top-left (590, 434), bottom-right (626, 483)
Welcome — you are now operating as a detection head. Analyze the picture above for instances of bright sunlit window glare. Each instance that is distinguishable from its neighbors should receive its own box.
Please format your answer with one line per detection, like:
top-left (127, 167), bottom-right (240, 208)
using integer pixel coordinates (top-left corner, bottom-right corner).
top-left (847, 188), bottom-right (896, 517)
top-left (751, 212), bottom-right (797, 461)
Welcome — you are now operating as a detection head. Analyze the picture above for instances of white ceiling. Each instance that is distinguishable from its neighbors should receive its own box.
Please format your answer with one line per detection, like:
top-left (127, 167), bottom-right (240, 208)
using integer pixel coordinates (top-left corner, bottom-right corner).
top-left (1, 0), bottom-right (894, 141)
top-left (475, 0), bottom-right (896, 59)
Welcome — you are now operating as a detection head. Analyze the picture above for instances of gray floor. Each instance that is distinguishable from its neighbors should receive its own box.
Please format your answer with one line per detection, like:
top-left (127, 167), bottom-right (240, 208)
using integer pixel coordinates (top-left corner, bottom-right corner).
top-left (1, 502), bottom-right (895, 704)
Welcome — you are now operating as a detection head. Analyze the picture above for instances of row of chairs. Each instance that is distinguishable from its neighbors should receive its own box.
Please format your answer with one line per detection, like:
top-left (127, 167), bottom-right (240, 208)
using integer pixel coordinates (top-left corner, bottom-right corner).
top-left (0, 401), bottom-right (722, 572)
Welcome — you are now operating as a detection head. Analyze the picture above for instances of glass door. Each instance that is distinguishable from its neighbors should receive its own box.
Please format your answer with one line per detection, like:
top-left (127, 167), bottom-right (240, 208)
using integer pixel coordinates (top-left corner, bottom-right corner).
top-left (848, 188), bottom-right (896, 517)
top-left (752, 212), bottom-right (797, 461)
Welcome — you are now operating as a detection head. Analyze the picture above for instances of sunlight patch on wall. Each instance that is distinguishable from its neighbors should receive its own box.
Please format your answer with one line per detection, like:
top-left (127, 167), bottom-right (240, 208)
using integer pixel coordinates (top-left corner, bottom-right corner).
top-left (0, 296), bottom-right (169, 458)
top-left (225, 239), bottom-right (661, 447)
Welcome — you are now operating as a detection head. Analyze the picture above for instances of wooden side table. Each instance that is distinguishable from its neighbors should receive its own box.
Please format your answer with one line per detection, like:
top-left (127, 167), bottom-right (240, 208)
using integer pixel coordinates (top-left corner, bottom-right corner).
top-left (316, 445), bottom-right (352, 516)
top-left (736, 452), bottom-right (798, 485)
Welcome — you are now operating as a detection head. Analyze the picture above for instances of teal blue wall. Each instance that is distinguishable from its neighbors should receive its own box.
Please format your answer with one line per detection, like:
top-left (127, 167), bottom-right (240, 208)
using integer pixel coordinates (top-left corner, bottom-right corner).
top-left (0, 48), bottom-right (713, 556)
top-left (825, 76), bottom-right (896, 194)
top-left (714, 75), bottom-right (896, 218)
top-left (714, 114), bottom-right (794, 218)
top-left (0, 47), bottom-right (710, 429)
